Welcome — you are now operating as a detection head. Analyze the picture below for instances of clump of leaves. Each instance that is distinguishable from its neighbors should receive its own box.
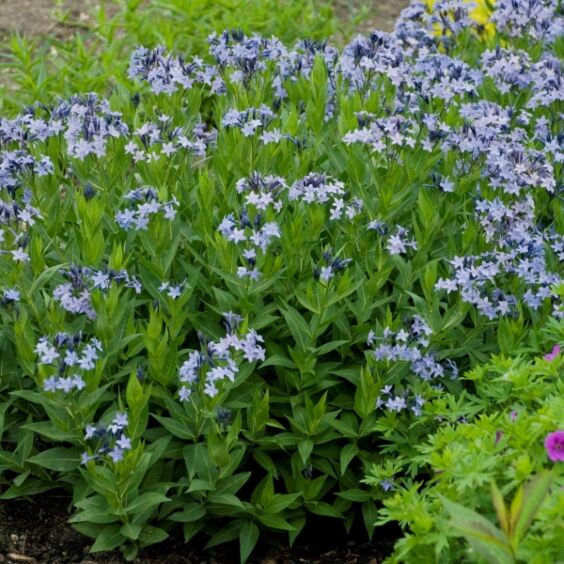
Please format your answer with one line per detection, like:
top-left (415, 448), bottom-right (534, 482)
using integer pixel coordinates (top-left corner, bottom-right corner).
top-left (1, 0), bottom-right (563, 561)
top-left (366, 316), bottom-right (564, 563)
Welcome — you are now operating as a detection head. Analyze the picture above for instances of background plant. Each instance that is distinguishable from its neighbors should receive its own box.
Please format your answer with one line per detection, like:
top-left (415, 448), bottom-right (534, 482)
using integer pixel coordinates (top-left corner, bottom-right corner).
top-left (365, 315), bottom-right (564, 563)
top-left (440, 471), bottom-right (553, 564)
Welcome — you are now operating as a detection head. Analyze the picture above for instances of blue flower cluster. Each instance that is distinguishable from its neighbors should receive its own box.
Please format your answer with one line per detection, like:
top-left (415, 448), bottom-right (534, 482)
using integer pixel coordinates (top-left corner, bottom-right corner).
top-left (178, 312), bottom-right (265, 400)
top-left (373, 316), bottom-right (457, 378)
top-left (368, 221), bottom-right (418, 257)
top-left (81, 412), bottom-right (131, 464)
top-left (0, 184), bottom-right (43, 264)
top-left (1, 94), bottom-right (128, 161)
top-left (35, 332), bottom-right (102, 393)
top-left (218, 172), bottom-right (365, 280)
top-left (436, 195), bottom-right (562, 319)
top-left (368, 315), bottom-right (459, 416)
top-left (125, 117), bottom-right (216, 162)
top-left (288, 173), bottom-right (363, 221)
top-left (61, 94), bottom-right (129, 159)
top-left (53, 266), bottom-right (142, 320)
top-left (491, 0), bottom-right (563, 42)
top-left (218, 210), bottom-right (281, 281)
top-left (222, 105), bottom-right (275, 137)
top-left (128, 45), bottom-right (223, 94)
top-left (115, 186), bottom-right (178, 231)
top-left (2, 287), bottom-right (20, 305)
top-left (376, 384), bottom-right (426, 417)
top-left (235, 173), bottom-right (286, 212)
top-left (313, 249), bottom-right (353, 283)
top-left (158, 280), bottom-right (187, 300)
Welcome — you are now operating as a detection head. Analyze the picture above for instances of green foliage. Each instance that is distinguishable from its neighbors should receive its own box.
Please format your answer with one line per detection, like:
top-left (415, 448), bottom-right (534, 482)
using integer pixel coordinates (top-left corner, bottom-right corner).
top-left (440, 471), bottom-right (553, 564)
top-left (365, 320), bottom-right (564, 563)
top-left (0, 0), bottom-right (343, 113)
top-left (0, 1), bottom-right (563, 562)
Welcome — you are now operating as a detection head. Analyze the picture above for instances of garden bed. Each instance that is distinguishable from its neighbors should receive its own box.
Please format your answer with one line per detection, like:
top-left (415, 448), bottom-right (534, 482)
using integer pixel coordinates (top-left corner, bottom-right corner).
top-left (0, 494), bottom-right (396, 563)
top-left (0, 0), bottom-right (409, 40)
top-left (0, 0), bottom-right (562, 563)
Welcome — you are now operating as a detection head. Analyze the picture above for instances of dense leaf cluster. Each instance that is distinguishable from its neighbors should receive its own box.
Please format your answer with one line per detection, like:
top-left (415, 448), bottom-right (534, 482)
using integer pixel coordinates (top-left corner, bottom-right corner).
top-left (0, 0), bottom-right (562, 561)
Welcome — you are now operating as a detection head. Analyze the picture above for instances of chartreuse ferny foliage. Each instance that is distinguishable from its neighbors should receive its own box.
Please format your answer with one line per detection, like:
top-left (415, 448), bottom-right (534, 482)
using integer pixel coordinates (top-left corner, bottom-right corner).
top-left (0, 0), bottom-right (563, 562)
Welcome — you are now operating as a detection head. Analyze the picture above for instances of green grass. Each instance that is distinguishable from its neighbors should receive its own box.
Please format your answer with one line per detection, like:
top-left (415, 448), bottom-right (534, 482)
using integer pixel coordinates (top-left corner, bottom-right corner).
top-left (0, 0), bottom-right (369, 114)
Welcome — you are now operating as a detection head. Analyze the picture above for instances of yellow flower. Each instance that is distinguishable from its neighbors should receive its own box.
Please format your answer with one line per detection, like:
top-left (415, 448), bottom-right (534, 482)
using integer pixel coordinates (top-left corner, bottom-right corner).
top-left (426, 0), bottom-right (496, 38)
top-left (469, 0), bottom-right (496, 36)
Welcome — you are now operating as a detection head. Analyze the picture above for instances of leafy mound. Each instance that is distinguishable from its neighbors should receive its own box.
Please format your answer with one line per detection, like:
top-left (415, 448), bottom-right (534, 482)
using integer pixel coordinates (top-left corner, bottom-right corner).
top-left (0, 0), bottom-right (562, 562)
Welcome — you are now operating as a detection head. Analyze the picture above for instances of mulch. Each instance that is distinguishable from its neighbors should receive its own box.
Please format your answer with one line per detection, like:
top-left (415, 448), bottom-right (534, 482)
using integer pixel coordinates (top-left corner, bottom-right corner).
top-left (0, 493), bottom-right (397, 564)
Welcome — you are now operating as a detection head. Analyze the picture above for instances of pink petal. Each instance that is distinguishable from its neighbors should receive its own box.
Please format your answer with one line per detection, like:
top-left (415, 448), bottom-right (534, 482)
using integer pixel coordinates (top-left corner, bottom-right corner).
top-left (543, 344), bottom-right (560, 362)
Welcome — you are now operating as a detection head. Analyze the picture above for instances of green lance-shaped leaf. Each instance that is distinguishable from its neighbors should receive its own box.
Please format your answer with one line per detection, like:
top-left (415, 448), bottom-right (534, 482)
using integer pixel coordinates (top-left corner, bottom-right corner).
top-left (120, 522), bottom-right (143, 541)
top-left (89, 524), bottom-right (126, 553)
top-left (239, 521), bottom-right (260, 563)
top-left (280, 303), bottom-right (312, 350)
top-left (28, 447), bottom-right (82, 472)
top-left (509, 482), bottom-right (523, 537)
top-left (138, 525), bottom-right (169, 547)
top-left (509, 471), bottom-right (552, 545)
top-left (491, 481), bottom-right (510, 537)
top-left (439, 494), bottom-right (515, 564)
top-left (298, 439), bottom-right (314, 464)
top-left (126, 492), bottom-right (170, 515)
top-left (340, 443), bottom-right (359, 476)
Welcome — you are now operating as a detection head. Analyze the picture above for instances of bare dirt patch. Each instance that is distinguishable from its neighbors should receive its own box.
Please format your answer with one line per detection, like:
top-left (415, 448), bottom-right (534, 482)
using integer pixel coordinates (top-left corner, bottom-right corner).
top-left (334, 0), bottom-right (411, 33)
top-left (0, 0), bottom-right (410, 41)
top-left (0, 0), bottom-right (102, 40)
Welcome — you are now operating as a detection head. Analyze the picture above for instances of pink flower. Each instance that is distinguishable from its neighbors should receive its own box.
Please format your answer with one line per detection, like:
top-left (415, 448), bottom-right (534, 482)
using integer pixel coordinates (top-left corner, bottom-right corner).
top-left (543, 344), bottom-right (560, 361)
top-left (545, 430), bottom-right (564, 462)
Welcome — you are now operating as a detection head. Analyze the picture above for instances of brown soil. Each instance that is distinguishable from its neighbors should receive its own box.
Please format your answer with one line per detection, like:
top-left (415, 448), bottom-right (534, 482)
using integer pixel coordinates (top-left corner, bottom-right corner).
top-left (0, 0), bottom-right (103, 40)
top-left (334, 0), bottom-right (411, 34)
top-left (0, 493), bottom-right (396, 564)
top-left (0, 0), bottom-right (409, 40)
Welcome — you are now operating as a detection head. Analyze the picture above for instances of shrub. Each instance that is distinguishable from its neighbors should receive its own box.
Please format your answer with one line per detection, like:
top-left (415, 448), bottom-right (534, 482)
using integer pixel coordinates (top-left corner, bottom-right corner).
top-left (0, 0), bottom-right (562, 561)
top-left (364, 314), bottom-right (564, 563)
